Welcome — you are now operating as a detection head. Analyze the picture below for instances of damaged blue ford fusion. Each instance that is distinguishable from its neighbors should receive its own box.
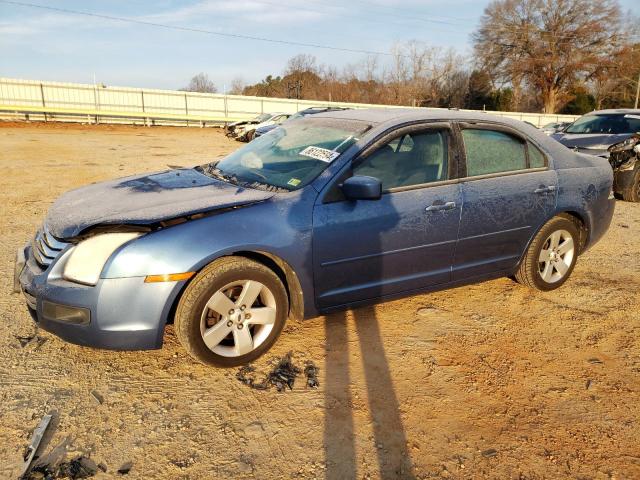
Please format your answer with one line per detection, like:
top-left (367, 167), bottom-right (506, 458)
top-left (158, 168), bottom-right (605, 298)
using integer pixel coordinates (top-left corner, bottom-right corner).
top-left (15, 109), bottom-right (615, 367)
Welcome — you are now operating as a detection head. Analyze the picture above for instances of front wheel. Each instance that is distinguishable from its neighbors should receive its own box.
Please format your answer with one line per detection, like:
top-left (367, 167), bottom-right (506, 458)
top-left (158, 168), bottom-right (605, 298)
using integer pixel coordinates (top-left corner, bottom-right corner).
top-left (514, 215), bottom-right (579, 291)
top-left (175, 257), bottom-right (288, 367)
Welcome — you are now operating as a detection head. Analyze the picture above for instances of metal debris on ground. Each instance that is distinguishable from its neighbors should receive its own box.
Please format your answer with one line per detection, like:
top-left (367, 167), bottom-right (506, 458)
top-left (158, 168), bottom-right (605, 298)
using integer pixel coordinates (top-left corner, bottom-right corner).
top-left (235, 352), bottom-right (307, 392)
top-left (89, 390), bottom-right (104, 405)
top-left (481, 448), bottom-right (498, 458)
top-left (20, 413), bottom-right (52, 479)
top-left (303, 360), bottom-right (320, 388)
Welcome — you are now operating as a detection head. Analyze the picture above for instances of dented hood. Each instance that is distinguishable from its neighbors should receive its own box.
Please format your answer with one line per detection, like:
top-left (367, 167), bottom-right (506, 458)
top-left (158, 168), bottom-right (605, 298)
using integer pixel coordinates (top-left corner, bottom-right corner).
top-left (552, 132), bottom-right (633, 157)
top-left (45, 168), bottom-right (274, 239)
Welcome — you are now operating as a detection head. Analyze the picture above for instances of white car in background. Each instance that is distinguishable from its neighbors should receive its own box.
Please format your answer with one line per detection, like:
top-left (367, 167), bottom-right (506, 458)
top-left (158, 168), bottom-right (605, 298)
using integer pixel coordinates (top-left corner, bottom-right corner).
top-left (234, 113), bottom-right (291, 142)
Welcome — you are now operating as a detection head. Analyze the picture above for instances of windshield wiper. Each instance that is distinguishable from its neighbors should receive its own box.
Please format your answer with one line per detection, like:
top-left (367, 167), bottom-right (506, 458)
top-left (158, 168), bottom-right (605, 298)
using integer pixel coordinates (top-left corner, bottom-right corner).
top-left (200, 165), bottom-right (240, 185)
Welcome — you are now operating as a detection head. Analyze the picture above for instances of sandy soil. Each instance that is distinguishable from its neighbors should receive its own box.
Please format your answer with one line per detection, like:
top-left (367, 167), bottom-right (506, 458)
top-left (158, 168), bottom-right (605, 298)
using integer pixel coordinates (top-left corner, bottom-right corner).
top-left (0, 121), bottom-right (638, 480)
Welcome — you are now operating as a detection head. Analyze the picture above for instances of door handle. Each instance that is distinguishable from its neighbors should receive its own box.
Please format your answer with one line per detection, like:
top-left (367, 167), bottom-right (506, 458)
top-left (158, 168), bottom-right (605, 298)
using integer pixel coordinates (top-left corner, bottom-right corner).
top-left (425, 201), bottom-right (456, 212)
top-left (534, 185), bottom-right (556, 194)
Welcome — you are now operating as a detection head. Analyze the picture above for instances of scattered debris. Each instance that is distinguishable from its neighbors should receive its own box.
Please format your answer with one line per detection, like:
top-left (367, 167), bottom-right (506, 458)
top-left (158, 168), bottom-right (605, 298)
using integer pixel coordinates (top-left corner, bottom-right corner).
top-left (587, 357), bottom-right (604, 364)
top-left (170, 457), bottom-right (196, 469)
top-left (236, 365), bottom-right (269, 390)
top-left (97, 463), bottom-right (108, 473)
top-left (585, 379), bottom-right (593, 390)
top-left (89, 390), bottom-right (104, 405)
top-left (59, 457), bottom-right (98, 479)
top-left (15, 331), bottom-right (47, 350)
top-left (481, 448), bottom-right (498, 458)
top-left (26, 456), bottom-right (98, 480)
top-left (618, 223), bottom-right (629, 228)
top-left (235, 352), bottom-right (305, 392)
top-left (117, 461), bottom-right (133, 475)
top-left (304, 361), bottom-right (320, 388)
top-left (20, 413), bottom-right (52, 479)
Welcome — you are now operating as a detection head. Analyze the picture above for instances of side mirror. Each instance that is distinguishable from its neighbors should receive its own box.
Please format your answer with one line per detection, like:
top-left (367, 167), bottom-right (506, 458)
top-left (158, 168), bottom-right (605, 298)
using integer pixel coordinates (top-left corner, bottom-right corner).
top-left (341, 175), bottom-right (382, 200)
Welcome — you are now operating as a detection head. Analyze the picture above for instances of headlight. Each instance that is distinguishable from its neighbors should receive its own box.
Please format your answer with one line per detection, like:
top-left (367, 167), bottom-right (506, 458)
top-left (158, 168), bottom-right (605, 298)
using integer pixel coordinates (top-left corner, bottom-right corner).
top-left (63, 233), bottom-right (142, 285)
top-left (608, 137), bottom-right (638, 153)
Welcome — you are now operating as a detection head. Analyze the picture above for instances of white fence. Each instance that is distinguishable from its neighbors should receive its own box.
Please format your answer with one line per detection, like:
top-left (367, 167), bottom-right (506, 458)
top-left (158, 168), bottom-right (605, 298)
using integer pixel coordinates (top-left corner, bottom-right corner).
top-left (0, 77), bottom-right (579, 127)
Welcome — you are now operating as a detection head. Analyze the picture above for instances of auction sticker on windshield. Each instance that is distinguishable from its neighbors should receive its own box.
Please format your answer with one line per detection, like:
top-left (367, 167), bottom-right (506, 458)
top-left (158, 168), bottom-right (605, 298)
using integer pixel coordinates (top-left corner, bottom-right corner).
top-left (299, 146), bottom-right (340, 163)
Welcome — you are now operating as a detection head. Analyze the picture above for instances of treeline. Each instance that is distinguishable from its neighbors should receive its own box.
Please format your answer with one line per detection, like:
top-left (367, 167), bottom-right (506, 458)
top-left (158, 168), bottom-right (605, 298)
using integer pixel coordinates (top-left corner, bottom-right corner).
top-left (187, 0), bottom-right (640, 114)
top-left (181, 0), bottom-right (640, 114)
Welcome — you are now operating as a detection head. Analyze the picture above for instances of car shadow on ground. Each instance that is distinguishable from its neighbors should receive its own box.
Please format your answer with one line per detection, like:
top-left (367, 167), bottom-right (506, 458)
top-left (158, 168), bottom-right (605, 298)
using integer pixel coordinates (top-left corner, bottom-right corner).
top-left (324, 308), bottom-right (416, 479)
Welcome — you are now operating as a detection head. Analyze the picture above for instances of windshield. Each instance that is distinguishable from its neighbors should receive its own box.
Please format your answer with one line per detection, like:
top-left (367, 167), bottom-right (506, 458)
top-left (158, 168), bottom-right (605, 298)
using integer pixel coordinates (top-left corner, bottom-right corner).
top-left (200, 117), bottom-right (370, 191)
top-left (565, 114), bottom-right (640, 134)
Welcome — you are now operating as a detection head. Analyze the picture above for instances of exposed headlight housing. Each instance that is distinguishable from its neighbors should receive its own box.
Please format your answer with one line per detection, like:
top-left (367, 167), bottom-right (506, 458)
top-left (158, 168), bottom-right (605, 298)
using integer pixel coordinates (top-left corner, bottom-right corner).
top-left (608, 137), bottom-right (638, 153)
top-left (63, 233), bottom-right (142, 285)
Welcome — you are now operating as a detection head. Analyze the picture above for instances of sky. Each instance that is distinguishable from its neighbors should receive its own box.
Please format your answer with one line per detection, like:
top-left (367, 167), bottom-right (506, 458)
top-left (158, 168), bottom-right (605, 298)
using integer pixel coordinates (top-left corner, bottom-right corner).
top-left (0, 0), bottom-right (637, 91)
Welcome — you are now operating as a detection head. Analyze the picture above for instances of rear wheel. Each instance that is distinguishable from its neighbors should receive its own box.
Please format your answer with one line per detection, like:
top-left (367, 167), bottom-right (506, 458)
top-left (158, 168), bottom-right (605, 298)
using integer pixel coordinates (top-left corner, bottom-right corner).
top-left (514, 215), bottom-right (579, 291)
top-left (621, 168), bottom-right (640, 202)
top-left (175, 257), bottom-right (288, 367)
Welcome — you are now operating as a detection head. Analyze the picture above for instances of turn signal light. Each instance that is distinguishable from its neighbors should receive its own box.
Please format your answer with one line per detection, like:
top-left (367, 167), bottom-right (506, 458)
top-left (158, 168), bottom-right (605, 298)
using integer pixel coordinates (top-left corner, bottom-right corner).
top-left (144, 272), bottom-right (195, 283)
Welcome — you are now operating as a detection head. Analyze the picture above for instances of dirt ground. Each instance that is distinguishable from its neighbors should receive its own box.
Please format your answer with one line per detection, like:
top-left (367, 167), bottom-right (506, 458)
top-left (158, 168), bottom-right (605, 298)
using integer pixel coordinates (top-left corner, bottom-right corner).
top-left (0, 121), bottom-right (638, 480)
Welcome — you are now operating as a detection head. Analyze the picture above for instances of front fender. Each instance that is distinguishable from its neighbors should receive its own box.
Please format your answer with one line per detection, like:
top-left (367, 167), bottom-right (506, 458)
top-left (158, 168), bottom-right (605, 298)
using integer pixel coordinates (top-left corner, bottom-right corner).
top-left (101, 188), bottom-right (318, 317)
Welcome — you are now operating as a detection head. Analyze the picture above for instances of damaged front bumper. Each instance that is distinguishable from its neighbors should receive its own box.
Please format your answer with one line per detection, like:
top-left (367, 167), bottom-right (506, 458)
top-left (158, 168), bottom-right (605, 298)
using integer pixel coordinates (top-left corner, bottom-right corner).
top-left (612, 156), bottom-right (639, 193)
top-left (14, 240), bottom-right (183, 351)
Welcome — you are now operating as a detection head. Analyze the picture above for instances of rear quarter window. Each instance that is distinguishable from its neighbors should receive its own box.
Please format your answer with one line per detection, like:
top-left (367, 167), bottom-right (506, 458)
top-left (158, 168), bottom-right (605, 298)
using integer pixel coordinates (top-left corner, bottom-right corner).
top-left (528, 142), bottom-right (546, 168)
top-left (462, 129), bottom-right (527, 176)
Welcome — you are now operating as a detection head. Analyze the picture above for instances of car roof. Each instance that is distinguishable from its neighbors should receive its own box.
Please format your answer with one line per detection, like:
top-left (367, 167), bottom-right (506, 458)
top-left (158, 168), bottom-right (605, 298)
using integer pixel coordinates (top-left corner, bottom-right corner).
top-left (311, 107), bottom-right (541, 131)
top-left (582, 109), bottom-right (640, 115)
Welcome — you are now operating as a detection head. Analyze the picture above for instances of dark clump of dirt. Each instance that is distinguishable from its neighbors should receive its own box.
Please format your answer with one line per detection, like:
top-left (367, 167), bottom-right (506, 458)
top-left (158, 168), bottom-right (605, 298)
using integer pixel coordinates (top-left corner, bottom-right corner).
top-left (117, 461), bottom-right (133, 475)
top-left (26, 456), bottom-right (98, 480)
top-left (236, 352), bottom-right (314, 392)
top-left (304, 360), bottom-right (320, 388)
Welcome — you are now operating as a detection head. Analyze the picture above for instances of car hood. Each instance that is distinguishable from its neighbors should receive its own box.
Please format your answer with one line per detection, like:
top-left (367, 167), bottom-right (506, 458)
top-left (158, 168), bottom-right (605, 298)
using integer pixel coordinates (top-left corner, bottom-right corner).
top-left (552, 132), bottom-right (632, 156)
top-left (228, 119), bottom-right (259, 128)
top-left (45, 168), bottom-right (274, 239)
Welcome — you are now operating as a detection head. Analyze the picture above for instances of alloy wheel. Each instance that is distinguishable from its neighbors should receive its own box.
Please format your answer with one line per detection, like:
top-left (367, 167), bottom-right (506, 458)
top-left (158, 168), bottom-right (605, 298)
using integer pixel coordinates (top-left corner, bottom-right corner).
top-left (538, 229), bottom-right (575, 283)
top-left (200, 280), bottom-right (276, 357)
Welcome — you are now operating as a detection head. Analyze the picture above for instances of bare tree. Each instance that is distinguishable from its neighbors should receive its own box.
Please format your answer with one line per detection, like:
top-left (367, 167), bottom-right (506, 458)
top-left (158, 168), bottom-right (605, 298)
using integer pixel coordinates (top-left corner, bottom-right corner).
top-left (473, 0), bottom-right (623, 113)
top-left (229, 77), bottom-right (246, 95)
top-left (182, 73), bottom-right (217, 93)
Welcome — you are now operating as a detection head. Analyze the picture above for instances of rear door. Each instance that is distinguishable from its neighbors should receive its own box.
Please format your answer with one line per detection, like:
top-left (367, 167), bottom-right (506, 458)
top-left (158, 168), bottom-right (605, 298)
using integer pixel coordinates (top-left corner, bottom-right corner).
top-left (453, 123), bottom-right (557, 280)
top-left (312, 123), bottom-right (462, 309)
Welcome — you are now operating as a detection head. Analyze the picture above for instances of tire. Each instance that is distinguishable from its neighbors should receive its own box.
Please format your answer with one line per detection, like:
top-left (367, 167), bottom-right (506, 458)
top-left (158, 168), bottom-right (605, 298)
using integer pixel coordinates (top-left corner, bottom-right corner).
top-left (175, 257), bottom-right (288, 367)
top-left (246, 130), bottom-right (256, 142)
top-left (514, 215), bottom-right (580, 291)
top-left (621, 168), bottom-right (640, 202)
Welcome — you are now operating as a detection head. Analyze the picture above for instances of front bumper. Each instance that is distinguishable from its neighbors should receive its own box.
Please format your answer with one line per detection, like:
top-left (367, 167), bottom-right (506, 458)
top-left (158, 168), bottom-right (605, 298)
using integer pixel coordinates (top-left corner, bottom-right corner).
top-left (614, 164), bottom-right (639, 194)
top-left (15, 242), bottom-right (185, 350)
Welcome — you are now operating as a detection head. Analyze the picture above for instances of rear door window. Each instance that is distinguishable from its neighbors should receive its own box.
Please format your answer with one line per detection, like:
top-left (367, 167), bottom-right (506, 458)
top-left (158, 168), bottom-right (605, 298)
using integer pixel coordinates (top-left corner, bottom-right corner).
top-left (462, 129), bottom-right (527, 176)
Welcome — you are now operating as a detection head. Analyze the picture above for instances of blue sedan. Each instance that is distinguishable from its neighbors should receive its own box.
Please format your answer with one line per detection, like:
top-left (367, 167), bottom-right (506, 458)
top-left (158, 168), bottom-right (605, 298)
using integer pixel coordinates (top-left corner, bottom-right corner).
top-left (15, 109), bottom-right (615, 367)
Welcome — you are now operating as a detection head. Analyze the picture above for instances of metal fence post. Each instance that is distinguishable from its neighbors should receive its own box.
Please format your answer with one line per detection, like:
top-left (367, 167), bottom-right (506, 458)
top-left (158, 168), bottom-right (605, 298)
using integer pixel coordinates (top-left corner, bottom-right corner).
top-left (93, 84), bottom-right (99, 125)
top-left (184, 93), bottom-right (189, 127)
top-left (39, 82), bottom-right (46, 122)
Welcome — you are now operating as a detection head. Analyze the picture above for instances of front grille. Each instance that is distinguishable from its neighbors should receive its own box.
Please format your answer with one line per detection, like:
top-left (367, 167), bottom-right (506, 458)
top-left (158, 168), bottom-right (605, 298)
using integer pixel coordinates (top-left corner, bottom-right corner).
top-left (31, 226), bottom-right (68, 269)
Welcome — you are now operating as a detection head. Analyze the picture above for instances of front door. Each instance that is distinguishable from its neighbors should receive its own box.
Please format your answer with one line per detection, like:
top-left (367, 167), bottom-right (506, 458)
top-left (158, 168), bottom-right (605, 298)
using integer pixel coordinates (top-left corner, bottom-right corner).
top-left (312, 125), bottom-right (462, 309)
